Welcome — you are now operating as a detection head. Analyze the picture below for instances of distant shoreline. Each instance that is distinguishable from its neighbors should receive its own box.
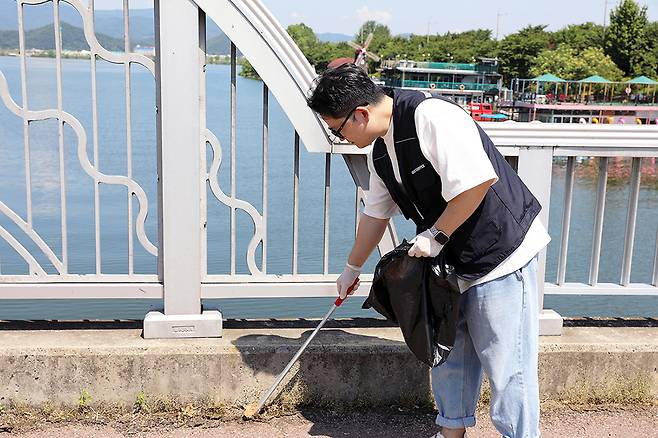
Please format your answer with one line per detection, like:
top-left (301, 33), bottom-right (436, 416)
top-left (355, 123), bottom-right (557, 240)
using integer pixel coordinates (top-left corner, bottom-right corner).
top-left (0, 49), bottom-right (241, 66)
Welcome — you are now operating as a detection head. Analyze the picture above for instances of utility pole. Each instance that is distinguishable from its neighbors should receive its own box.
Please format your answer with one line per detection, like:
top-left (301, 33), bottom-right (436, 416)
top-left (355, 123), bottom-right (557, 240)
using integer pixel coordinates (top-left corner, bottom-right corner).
top-left (495, 11), bottom-right (507, 41)
top-left (603, 0), bottom-right (609, 42)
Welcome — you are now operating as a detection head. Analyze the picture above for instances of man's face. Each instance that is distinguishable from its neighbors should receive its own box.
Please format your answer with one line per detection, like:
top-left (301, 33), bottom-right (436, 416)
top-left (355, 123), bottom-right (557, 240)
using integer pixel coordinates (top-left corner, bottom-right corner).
top-left (322, 105), bottom-right (376, 148)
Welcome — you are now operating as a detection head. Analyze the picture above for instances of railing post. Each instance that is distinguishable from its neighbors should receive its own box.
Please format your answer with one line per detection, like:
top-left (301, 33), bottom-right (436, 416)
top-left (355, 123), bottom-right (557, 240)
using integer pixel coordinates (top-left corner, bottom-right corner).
top-left (517, 146), bottom-right (563, 336)
top-left (144, 0), bottom-right (222, 338)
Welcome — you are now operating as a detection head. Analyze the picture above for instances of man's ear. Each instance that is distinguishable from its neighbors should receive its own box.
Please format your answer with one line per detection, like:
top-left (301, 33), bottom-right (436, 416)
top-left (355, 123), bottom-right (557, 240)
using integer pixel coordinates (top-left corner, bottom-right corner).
top-left (355, 106), bottom-right (370, 124)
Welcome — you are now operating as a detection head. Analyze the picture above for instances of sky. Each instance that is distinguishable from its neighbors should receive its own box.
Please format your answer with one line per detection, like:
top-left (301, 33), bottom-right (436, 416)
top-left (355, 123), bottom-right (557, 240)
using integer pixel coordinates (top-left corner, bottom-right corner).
top-left (93, 0), bottom-right (658, 38)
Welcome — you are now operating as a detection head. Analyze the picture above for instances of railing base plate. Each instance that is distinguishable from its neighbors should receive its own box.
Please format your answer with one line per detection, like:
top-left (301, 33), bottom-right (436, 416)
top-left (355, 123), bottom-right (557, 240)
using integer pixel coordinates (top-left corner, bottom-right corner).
top-left (539, 309), bottom-right (563, 336)
top-left (143, 309), bottom-right (223, 339)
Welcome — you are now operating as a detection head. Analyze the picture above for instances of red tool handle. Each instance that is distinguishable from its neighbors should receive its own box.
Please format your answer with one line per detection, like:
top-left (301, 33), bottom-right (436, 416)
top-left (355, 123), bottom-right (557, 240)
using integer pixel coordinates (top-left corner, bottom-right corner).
top-left (334, 278), bottom-right (359, 307)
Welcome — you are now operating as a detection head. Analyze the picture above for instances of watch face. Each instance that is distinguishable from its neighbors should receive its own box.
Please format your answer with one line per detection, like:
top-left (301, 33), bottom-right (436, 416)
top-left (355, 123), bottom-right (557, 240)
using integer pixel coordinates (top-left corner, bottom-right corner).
top-left (434, 230), bottom-right (450, 245)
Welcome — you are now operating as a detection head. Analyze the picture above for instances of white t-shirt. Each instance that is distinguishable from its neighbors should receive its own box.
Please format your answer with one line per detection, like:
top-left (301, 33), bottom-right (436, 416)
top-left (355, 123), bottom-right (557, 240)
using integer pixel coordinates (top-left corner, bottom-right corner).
top-left (364, 97), bottom-right (551, 292)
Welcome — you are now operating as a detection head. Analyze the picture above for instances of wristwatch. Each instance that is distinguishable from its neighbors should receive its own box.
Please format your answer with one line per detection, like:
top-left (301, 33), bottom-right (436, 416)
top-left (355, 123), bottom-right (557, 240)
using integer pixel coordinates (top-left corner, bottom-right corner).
top-left (428, 226), bottom-right (450, 245)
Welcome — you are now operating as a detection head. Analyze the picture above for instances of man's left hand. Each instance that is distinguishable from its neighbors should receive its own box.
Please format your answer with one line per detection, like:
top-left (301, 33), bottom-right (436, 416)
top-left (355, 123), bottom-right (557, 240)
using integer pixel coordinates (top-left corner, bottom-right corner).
top-left (408, 229), bottom-right (444, 258)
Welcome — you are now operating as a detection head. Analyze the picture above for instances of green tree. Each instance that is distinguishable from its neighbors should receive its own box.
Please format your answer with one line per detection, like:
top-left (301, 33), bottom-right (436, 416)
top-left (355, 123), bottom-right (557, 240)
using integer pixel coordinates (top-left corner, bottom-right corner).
top-left (239, 58), bottom-right (259, 79)
top-left (645, 22), bottom-right (658, 77)
top-left (286, 23), bottom-right (319, 62)
top-left (530, 46), bottom-right (624, 81)
top-left (605, 0), bottom-right (650, 76)
top-left (354, 20), bottom-right (391, 53)
top-left (240, 22), bottom-right (325, 79)
top-left (552, 23), bottom-right (604, 52)
top-left (498, 25), bottom-right (551, 83)
top-left (378, 34), bottom-right (420, 61)
top-left (313, 41), bottom-right (354, 71)
top-left (446, 29), bottom-right (498, 62)
top-left (377, 30), bottom-right (497, 65)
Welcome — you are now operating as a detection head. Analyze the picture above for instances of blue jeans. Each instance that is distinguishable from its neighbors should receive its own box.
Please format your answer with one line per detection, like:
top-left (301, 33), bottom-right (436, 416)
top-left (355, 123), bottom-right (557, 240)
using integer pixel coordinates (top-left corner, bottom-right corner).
top-left (431, 257), bottom-right (540, 438)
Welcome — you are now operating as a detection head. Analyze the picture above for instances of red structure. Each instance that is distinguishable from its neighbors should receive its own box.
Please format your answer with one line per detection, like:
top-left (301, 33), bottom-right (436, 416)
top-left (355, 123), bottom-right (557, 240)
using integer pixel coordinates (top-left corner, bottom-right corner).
top-left (468, 102), bottom-right (494, 121)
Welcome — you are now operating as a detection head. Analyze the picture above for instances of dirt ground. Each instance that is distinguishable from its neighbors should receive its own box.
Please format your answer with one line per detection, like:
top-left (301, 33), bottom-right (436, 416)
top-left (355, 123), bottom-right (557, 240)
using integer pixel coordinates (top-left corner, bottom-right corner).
top-left (1, 404), bottom-right (657, 437)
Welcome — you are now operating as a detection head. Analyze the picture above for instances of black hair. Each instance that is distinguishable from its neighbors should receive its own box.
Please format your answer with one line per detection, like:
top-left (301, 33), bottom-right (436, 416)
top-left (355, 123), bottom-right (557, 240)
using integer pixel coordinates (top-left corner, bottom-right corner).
top-left (306, 63), bottom-right (385, 118)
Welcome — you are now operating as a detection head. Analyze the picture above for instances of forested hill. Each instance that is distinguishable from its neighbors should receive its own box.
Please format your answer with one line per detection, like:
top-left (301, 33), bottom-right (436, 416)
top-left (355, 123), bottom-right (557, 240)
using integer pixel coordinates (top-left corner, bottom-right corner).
top-left (0, 22), bottom-right (123, 52)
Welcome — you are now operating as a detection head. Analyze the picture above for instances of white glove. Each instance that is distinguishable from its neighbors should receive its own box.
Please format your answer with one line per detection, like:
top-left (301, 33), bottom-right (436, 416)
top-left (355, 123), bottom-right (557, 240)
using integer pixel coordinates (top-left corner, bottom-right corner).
top-left (408, 229), bottom-right (444, 258)
top-left (336, 263), bottom-right (361, 299)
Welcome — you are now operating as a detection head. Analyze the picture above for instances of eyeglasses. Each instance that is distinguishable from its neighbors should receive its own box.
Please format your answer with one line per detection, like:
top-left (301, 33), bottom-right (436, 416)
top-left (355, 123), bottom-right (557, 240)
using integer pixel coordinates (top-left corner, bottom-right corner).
top-left (329, 103), bottom-right (367, 140)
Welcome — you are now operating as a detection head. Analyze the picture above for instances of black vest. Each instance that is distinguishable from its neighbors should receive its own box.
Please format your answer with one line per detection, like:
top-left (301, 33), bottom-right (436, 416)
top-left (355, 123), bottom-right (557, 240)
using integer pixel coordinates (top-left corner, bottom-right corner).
top-left (372, 89), bottom-right (541, 281)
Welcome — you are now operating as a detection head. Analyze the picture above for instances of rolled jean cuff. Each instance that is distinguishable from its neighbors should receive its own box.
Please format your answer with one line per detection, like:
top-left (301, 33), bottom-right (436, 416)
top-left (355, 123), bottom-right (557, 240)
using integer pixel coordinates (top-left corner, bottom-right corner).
top-left (435, 413), bottom-right (476, 429)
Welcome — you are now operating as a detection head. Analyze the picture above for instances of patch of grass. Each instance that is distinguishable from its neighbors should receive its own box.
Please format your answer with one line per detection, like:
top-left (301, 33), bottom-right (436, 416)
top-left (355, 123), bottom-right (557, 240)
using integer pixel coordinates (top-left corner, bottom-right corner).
top-left (261, 376), bottom-right (311, 417)
top-left (559, 375), bottom-right (654, 406)
top-left (78, 389), bottom-right (92, 410)
top-left (133, 390), bottom-right (148, 413)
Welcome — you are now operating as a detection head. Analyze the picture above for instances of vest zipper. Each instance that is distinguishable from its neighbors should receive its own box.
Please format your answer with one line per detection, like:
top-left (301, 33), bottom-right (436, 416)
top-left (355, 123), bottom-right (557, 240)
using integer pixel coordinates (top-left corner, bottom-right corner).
top-left (396, 180), bottom-right (425, 222)
top-left (411, 200), bottom-right (425, 221)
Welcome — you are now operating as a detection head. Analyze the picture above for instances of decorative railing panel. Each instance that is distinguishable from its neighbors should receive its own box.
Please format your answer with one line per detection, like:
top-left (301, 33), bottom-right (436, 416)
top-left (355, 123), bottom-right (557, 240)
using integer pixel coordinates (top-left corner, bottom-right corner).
top-left (0, 1), bottom-right (656, 334)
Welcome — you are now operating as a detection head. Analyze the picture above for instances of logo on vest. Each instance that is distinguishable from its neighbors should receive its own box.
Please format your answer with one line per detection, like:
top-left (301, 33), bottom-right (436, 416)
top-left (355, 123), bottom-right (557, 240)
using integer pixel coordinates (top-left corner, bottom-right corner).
top-left (411, 164), bottom-right (425, 175)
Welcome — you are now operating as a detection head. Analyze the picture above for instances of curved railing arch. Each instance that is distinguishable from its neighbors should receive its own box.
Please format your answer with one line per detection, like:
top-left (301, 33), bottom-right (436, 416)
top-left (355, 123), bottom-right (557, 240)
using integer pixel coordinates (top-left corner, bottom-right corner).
top-left (194, 0), bottom-right (334, 153)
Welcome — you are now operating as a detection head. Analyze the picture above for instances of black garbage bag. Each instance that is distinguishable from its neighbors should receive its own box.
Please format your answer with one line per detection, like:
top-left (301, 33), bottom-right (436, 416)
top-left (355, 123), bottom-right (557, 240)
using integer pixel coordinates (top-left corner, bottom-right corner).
top-left (362, 240), bottom-right (460, 368)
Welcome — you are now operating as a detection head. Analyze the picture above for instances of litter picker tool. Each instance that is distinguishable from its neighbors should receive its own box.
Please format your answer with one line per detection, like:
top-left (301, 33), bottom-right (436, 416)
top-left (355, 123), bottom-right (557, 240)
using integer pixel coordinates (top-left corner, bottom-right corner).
top-left (243, 279), bottom-right (358, 419)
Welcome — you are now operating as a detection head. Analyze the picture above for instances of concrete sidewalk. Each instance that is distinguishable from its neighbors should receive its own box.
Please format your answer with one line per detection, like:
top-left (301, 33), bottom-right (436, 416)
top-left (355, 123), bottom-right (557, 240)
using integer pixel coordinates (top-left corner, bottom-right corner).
top-left (4, 405), bottom-right (658, 437)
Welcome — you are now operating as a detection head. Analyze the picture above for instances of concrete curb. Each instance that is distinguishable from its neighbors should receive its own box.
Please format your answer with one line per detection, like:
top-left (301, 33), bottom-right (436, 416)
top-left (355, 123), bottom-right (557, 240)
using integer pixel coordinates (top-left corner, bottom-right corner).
top-left (0, 325), bottom-right (656, 408)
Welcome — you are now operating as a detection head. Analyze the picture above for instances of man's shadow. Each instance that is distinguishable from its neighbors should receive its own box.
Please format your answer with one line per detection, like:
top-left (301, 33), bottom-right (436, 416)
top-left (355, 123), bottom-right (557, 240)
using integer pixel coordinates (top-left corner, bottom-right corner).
top-left (231, 320), bottom-right (438, 437)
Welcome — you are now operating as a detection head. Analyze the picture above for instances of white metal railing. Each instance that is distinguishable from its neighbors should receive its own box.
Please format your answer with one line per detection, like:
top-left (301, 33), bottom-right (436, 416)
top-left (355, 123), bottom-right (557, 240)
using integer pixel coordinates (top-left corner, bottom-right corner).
top-left (0, 0), bottom-right (657, 337)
